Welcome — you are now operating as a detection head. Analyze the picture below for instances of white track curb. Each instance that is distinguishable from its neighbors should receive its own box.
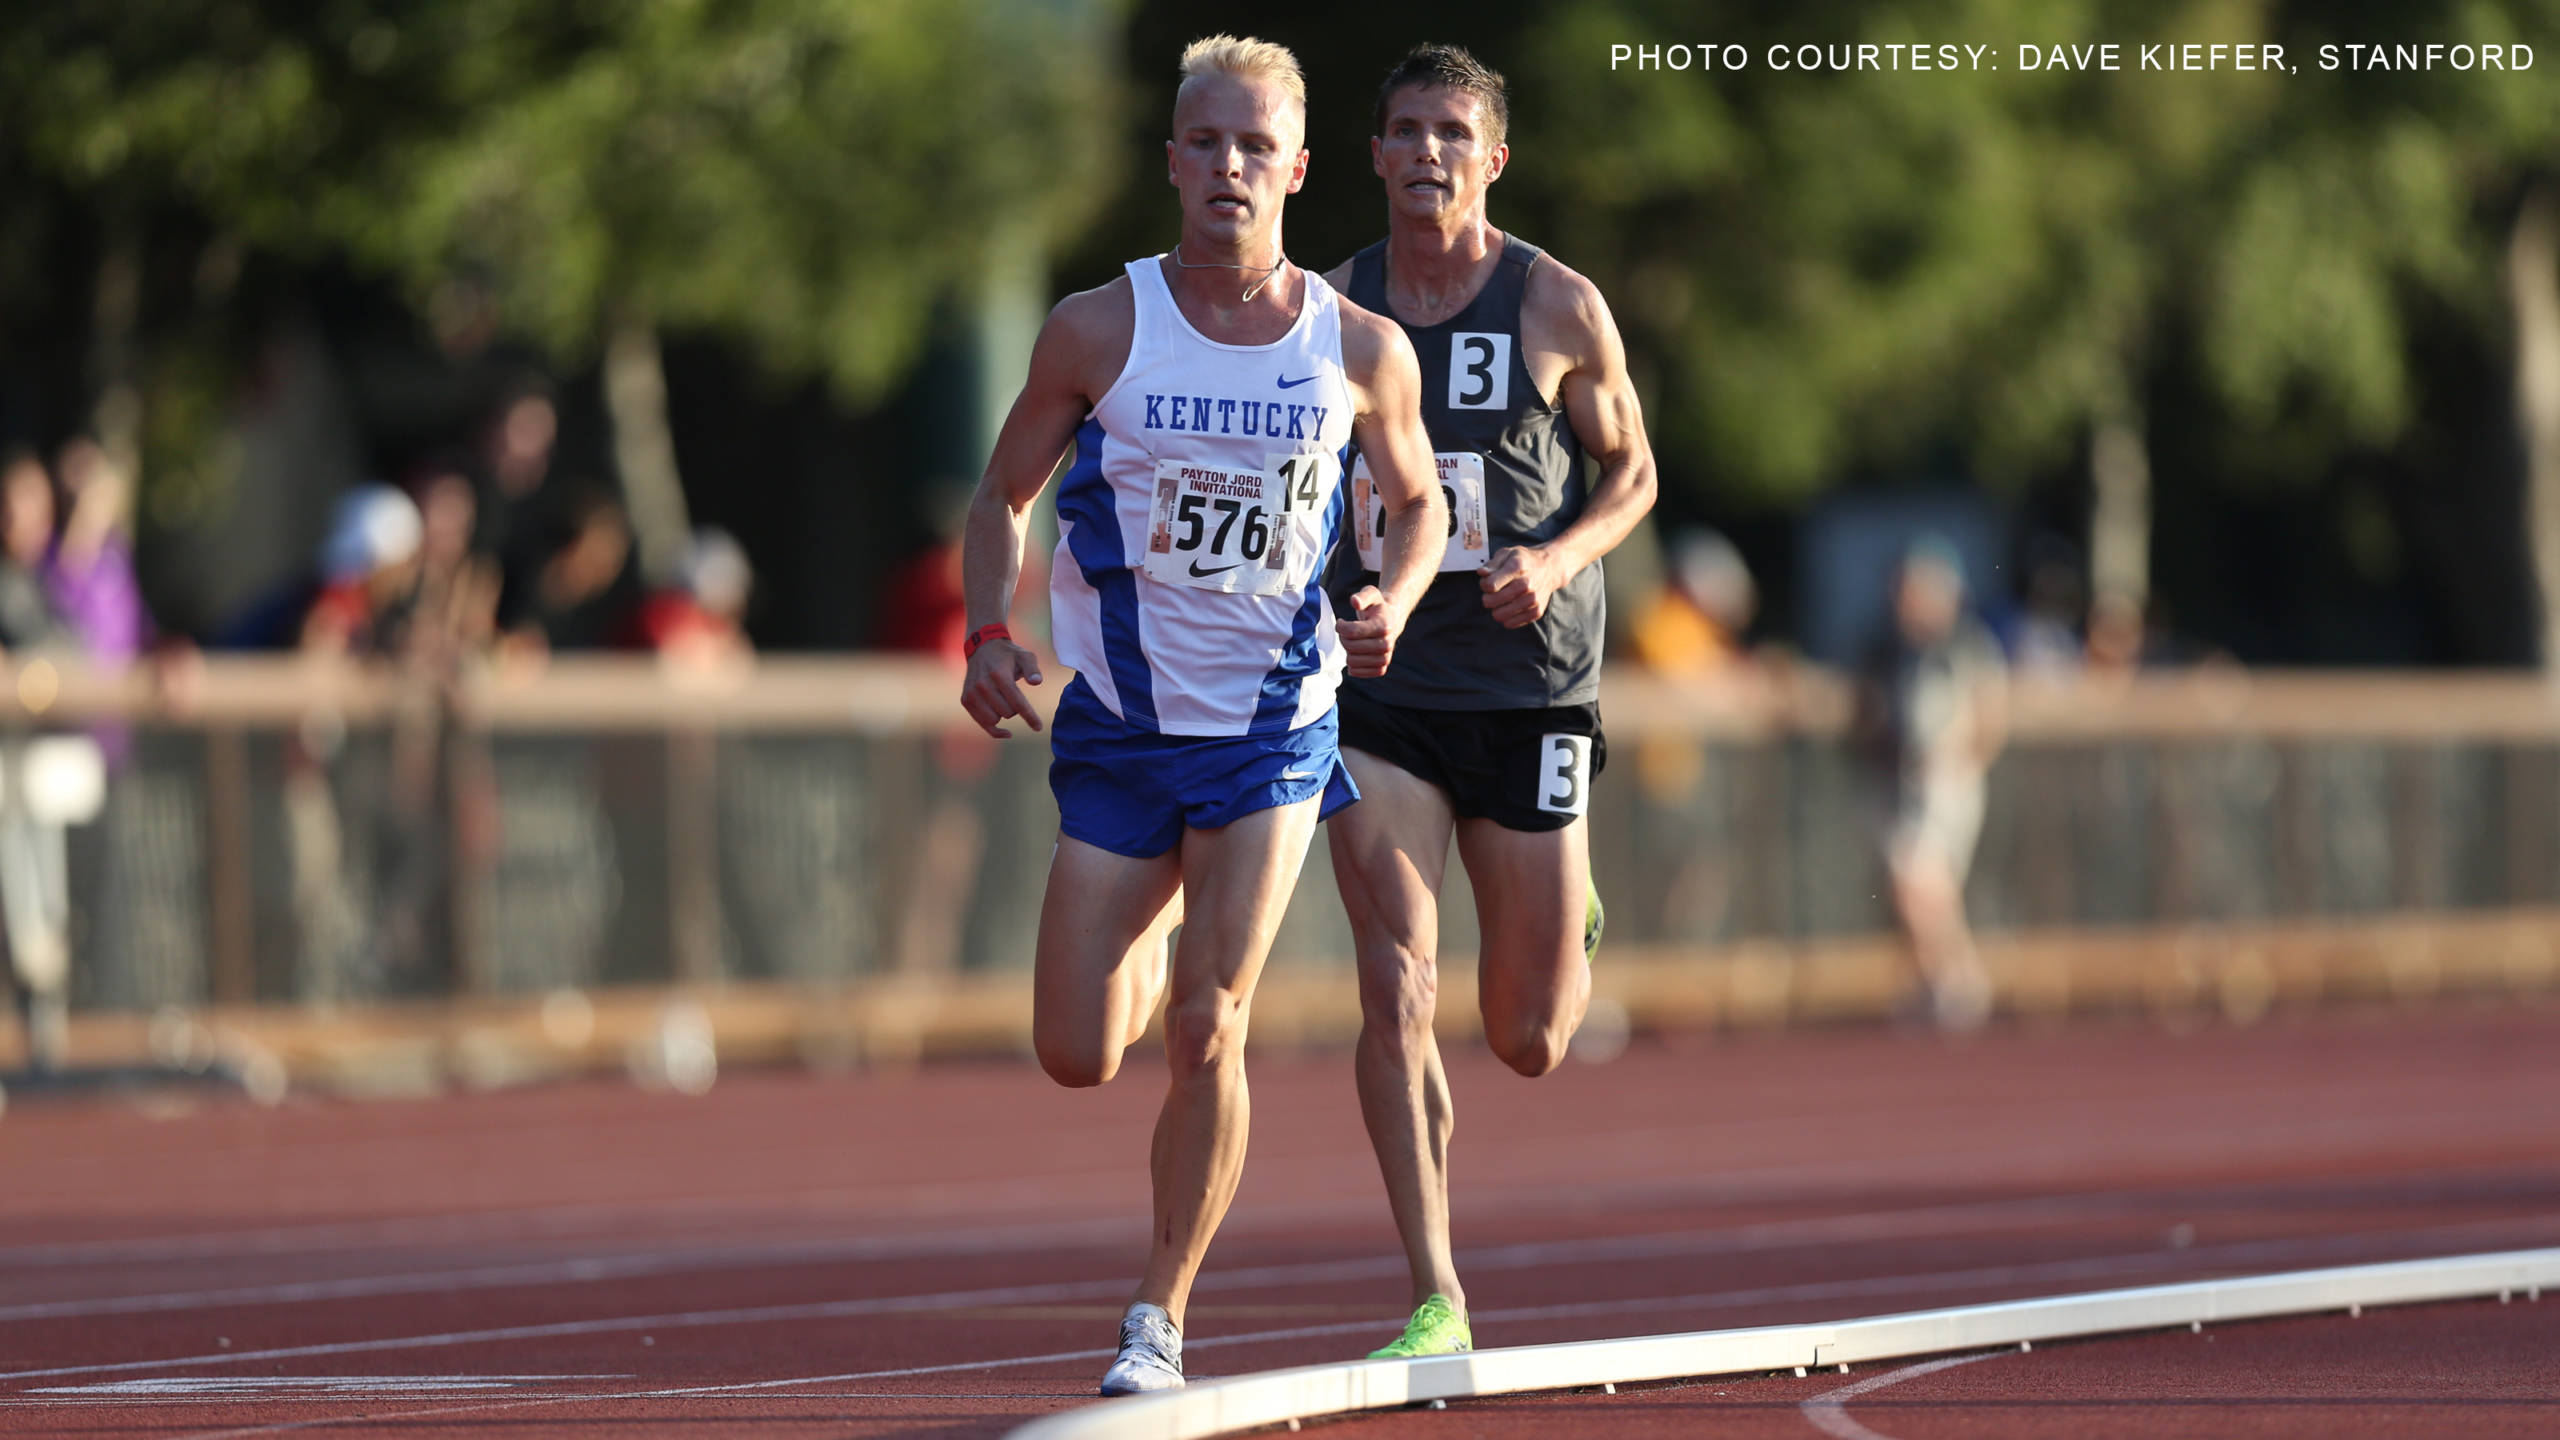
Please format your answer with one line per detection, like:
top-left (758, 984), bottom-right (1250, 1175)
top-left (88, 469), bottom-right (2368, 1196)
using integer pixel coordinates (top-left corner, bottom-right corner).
top-left (1006, 1246), bottom-right (2560, 1440)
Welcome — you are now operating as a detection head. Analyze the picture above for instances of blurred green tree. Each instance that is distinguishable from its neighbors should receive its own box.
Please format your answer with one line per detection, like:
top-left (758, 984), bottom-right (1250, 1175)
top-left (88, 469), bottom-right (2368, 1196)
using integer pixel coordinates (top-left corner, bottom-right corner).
top-left (2, 0), bottom-right (1123, 578)
top-left (2446, 0), bottom-right (2560, 663)
top-left (1505, 0), bottom-right (2534, 629)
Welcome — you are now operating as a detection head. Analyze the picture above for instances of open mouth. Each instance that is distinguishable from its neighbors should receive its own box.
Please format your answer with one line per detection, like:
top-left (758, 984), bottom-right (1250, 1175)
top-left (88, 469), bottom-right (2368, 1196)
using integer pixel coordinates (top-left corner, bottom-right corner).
top-left (1403, 178), bottom-right (1448, 196)
top-left (1207, 191), bottom-right (1249, 214)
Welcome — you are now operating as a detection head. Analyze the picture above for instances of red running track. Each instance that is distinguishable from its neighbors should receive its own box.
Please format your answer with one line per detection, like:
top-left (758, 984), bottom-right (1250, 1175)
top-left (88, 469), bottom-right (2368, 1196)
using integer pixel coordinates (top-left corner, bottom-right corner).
top-left (0, 1003), bottom-right (2555, 1438)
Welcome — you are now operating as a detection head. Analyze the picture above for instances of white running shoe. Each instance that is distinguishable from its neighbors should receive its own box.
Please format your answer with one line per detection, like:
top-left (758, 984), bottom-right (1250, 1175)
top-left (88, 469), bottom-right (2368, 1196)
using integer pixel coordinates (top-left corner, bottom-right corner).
top-left (1098, 1301), bottom-right (1184, 1396)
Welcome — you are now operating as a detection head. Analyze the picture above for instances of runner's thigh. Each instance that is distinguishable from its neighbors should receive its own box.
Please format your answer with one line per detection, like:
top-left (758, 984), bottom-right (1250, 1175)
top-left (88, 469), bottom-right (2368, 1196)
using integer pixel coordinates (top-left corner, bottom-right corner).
top-left (1329, 749), bottom-right (1457, 965)
top-left (1035, 834), bottom-right (1183, 1072)
top-left (1171, 794), bottom-right (1324, 1005)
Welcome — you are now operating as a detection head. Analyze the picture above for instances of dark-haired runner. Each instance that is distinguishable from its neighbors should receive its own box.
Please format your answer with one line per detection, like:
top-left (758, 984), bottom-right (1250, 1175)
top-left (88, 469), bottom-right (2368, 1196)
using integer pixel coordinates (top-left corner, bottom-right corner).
top-left (1322, 43), bottom-right (1658, 1359)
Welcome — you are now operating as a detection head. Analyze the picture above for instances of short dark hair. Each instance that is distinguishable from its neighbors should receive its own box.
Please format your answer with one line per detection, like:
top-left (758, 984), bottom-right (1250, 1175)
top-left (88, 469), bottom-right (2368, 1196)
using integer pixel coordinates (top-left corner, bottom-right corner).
top-left (1374, 43), bottom-right (1508, 149)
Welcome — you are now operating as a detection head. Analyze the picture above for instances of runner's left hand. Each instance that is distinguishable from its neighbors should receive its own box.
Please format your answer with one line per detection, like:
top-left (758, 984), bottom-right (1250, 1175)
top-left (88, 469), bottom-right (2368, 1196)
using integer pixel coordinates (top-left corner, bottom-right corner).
top-left (1480, 546), bottom-right (1568, 629)
top-left (1336, 585), bottom-right (1402, 678)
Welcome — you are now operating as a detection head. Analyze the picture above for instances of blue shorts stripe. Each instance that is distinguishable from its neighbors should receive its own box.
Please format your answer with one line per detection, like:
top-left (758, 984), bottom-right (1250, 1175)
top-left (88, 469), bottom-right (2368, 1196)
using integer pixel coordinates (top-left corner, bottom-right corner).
top-left (1056, 416), bottom-right (1158, 728)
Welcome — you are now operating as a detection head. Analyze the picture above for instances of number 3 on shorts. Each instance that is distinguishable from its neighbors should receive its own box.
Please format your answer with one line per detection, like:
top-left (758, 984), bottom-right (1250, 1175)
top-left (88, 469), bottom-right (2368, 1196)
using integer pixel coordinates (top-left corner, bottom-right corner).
top-left (1537, 734), bottom-right (1592, 817)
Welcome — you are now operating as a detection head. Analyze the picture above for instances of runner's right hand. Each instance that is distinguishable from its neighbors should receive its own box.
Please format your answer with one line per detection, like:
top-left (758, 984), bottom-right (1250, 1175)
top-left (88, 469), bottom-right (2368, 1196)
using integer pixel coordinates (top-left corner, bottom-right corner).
top-left (1336, 586), bottom-right (1403, 679)
top-left (961, 638), bottom-right (1046, 738)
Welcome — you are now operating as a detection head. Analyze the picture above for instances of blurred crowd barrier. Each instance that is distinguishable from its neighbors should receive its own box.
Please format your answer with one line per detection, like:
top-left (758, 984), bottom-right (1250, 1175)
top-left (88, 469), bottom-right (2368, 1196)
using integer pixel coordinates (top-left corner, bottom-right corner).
top-left (14, 657), bottom-right (2560, 1073)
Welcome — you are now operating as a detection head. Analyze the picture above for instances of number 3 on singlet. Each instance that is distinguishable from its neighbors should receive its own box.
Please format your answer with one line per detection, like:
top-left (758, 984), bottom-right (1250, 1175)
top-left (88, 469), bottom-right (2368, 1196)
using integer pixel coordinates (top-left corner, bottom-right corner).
top-left (1449, 333), bottom-right (1511, 410)
top-left (1536, 734), bottom-right (1592, 817)
top-left (1351, 452), bottom-right (1489, 573)
top-left (1143, 452), bottom-right (1334, 595)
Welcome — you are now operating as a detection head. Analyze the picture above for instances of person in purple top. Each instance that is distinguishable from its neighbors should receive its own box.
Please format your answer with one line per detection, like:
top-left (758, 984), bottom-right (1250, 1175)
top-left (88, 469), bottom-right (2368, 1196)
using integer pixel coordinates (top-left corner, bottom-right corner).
top-left (43, 439), bottom-right (150, 667)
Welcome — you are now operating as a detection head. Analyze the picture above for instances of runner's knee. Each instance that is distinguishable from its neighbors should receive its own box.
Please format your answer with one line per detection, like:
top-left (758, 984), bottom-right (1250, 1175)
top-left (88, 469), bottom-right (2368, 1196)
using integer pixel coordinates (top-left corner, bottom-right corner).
top-left (1034, 1026), bottom-right (1121, 1089)
top-left (1165, 985), bottom-right (1249, 1074)
top-left (1487, 1013), bottom-right (1567, 1077)
top-left (1481, 961), bottom-right (1578, 1077)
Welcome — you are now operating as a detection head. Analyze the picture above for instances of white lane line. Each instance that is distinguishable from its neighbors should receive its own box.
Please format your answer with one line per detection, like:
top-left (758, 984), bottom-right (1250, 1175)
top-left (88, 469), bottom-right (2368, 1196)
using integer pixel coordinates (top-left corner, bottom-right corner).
top-left (0, 1189), bottom-right (2181, 1325)
top-left (0, 1173), bottom-right (1830, 1276)
top-left (16, 1212), bottom-right (2547, 1406)
top-left (149, 1329), bottom-right (1381, 1440)
top-left (13, 1210), bottom-right (2557, 1390)
top-left (32, 1376), bottom-right (617, 1397)
top-left (0, 1275), bottom-right (1136, 1383)
top-left (6, 1143), bottom-right (1839, 1271)
top-left (151, 1320), bottom-right (1440, 1440)
top-left (625, 1318), bottom-right (1403, 1400)
top-left (15, 1178), bottom-right (2558, 1344)
top-left (0, 1113), bottom-right (1909, 1270)
top-left (0, 1225), bottom-right (2473, 1410)
top-left (0, 1172), bottom-right (1139, 1269)
top-left (0, 1193), bottom-right (2157, 1375)
top-left (0, 1218), bottom-right (1147, 1323)
top-left (51, 1241), bottom-right (2560, 1439)
top-left (24, 1155), bottom-right (2541, 1274)
top-left (1801, 1353), bottom-right (2010, 1440)
top-left (603, 1216), bottom-right (2560, 1401)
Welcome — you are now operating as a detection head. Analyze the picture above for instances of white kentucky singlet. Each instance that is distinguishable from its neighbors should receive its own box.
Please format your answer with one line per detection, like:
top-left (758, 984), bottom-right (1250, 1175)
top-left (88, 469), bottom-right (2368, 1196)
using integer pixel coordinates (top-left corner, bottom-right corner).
top-left (1049, 257), bottom-right (1353, 737)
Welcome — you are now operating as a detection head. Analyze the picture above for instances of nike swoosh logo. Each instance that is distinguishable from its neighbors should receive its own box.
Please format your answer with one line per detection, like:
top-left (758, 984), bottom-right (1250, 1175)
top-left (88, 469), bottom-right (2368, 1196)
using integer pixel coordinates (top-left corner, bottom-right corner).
top-left (1278, 770), bottom-right (1316, 782)
top-left (1276, 374), bottom-right (1319, 389)
top-left (1188, 560), bottom-right (1242, 578)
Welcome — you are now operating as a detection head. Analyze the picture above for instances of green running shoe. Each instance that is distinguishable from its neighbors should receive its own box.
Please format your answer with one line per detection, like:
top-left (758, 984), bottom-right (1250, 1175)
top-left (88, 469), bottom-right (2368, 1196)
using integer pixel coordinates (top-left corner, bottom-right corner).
top-left (1583, 883), bottom-right (1606, 963)
top-left (1369, 1294), bottom-right (1472, 1359)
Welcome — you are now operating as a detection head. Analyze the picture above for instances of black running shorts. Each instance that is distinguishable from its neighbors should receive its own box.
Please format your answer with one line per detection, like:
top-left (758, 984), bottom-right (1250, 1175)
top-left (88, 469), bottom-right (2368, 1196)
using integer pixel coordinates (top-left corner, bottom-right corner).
top-left (1335, 683), bottom-right (1607, 833)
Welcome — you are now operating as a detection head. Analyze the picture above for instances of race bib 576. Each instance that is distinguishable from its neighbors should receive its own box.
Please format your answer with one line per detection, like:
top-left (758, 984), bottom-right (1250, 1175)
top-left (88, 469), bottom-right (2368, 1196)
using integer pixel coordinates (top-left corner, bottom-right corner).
top-left (1143, 452), bottom-right (1336, 596)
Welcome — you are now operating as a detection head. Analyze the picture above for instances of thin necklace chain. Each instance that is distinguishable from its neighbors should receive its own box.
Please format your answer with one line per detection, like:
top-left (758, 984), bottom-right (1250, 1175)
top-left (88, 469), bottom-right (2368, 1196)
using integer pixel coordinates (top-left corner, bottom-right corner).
top-left (1171, 243), bottom-right (1285, 303)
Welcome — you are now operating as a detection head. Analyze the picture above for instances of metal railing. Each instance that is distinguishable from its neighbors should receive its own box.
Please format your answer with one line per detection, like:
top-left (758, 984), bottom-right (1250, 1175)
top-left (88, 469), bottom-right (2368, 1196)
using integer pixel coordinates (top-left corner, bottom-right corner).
top-left (25, 657), bottom-right (2560, 1013)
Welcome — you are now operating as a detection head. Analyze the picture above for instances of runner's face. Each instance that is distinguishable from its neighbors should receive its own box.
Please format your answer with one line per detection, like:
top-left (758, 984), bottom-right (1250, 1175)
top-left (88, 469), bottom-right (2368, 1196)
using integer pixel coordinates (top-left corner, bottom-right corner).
top-left (1373, 85), bottom-right (1506, 224)
top-left (1167, 73), bottom-right (1307, 252)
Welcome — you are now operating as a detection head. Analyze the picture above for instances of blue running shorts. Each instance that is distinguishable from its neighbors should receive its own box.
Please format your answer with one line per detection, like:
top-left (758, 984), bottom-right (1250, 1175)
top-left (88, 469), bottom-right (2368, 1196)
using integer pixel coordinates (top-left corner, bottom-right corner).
top-left (1050, 676), bottom-right (1360, 859)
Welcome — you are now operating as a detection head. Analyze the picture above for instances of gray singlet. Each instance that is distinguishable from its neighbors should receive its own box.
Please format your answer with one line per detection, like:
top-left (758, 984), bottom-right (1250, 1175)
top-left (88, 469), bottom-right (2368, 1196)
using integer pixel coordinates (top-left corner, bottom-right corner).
top-left (1326, 234), bottom-right (1601, 709)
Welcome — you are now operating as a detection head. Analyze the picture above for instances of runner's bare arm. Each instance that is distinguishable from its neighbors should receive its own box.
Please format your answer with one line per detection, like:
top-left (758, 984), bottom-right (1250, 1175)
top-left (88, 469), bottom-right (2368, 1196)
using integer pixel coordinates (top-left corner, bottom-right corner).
top-left (960, 282), bottom-right (1133, 737)
top-left (1482, 260), bottom-right (1658, 629)
top-left (1336, 302), bottom-right (1446, 679)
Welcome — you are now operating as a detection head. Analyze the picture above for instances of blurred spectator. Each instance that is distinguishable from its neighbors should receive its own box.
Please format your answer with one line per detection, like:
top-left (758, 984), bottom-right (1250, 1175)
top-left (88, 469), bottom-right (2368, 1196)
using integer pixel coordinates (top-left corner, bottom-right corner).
top-left (628, 527), bottom-right (754, 671)
top-left (499, 483), bottom-right (637, 654)
top-left (2007, 535), bottom-right (2086, 678)
top-left (2084, 591), bottom-right (2226, 676)
top-left (374, 465), bottom-right (500, 998)
top-left (277, 484), bottom-right (429, 1001)
top-left (0, 449), bottom-right (99, 1073)
top-left (1628, 529), bottom-right (1756, 678)
top-left (213, 483), bottom-right (422, 651)
top-left (878, 490), bottom-right (977, 660)
top-left (0, 452), bottom-right (75, 654)
top-left (303, 485), bottom-right (427, 655)
top-left (1622, 529), bottom-right (1765, 807)
top-left (1854, 538), bottom-right (2007, 1032)
top-left (475, 385), bottom-right (560, 566)
top-left (878, 539), bottom-right (964, 658)
top-left (405, 463), bottom-right (502, 667)
top-left (44, 439), bottom-right (151, 667)
top-left (2086, 589), bottom-right (2144, 674)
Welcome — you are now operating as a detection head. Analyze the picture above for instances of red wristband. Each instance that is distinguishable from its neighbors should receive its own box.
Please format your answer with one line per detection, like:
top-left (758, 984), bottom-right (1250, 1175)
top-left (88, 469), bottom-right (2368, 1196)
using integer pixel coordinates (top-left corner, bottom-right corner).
top-left (964, 622), bottom-right (1012, 659)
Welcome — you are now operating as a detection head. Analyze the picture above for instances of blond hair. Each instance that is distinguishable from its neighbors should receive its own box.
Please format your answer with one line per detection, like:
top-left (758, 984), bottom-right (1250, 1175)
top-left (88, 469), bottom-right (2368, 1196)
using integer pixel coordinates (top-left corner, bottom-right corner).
top-left (1176, 34), bottom-right (1307, 139)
